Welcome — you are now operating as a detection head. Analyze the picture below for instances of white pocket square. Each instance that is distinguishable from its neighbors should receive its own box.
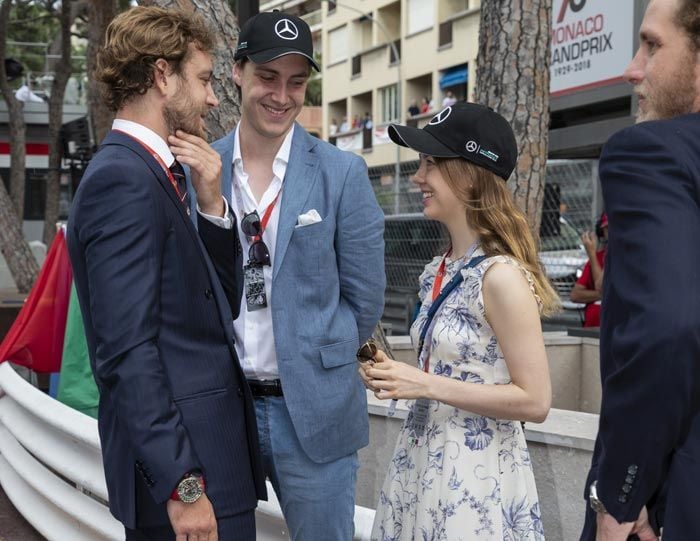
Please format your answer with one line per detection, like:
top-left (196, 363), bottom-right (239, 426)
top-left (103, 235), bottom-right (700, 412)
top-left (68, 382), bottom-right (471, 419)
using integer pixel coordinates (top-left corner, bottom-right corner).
top-left (296, 209), bottom-right (322, 227)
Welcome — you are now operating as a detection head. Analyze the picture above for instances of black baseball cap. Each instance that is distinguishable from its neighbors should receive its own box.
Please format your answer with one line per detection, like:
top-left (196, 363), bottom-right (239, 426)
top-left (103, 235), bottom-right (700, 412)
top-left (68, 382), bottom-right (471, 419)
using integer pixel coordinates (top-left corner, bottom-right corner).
top-left (234, 11), bottom-right (320, 71)
top-left (388, 102), bottom-right (517, 180)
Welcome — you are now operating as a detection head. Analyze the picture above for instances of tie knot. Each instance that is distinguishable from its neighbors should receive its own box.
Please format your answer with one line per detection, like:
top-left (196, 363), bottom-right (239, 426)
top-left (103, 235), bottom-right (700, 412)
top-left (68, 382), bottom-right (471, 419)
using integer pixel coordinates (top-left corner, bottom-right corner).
top-left (169, 160), bottom-right (185, 179)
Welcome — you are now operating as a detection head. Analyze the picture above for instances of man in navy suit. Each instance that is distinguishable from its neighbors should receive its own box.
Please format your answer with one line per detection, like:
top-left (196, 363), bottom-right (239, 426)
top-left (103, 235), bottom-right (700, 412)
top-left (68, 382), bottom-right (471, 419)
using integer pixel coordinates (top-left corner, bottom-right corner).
top-left (581, 0), bottom-right (700, 539)
top-left (199, 11), bottom-right (385, 540)
top-left (66, 7), bottom-right (265, 540)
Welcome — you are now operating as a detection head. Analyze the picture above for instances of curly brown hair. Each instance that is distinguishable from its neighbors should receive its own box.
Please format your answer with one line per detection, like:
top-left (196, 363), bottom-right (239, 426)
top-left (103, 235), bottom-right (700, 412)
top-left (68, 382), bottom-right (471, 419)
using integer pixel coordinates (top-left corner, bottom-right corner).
top-left (435, 157), bottom-right (560, 316)
top-left (677, 0), bottom-right (700, 51)
top-left (96, 6), bottom-right (214, 111)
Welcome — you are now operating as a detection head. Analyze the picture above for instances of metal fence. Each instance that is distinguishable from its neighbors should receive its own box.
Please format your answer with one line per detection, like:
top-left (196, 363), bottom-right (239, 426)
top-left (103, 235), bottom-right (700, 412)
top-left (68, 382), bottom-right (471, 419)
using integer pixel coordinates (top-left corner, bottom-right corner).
top-left (370, 159), bottom-right (600, 333)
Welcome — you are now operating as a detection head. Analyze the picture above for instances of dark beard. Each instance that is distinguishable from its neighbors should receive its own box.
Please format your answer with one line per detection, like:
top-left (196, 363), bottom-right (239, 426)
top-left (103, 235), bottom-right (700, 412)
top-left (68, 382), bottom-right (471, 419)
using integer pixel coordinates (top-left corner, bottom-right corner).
top-left (163, 102), bottom-right (206, 138)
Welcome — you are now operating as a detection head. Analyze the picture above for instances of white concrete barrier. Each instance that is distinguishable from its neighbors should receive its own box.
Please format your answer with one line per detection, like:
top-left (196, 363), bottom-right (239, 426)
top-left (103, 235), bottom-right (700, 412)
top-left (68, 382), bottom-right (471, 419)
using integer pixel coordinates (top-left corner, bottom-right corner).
top-left (0, 362), bottom-right (375, 540)
top-left (1, 352), bottom-right (597, 541)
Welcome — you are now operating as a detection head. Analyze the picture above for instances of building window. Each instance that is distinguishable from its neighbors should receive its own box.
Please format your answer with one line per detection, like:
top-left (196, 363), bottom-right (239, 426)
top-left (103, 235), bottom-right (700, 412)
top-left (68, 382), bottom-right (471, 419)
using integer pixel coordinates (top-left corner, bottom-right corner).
top-left (380, 84), bottom-right (399, 123)
top-left (328, 25), bottom-right (348, 64)
top-left (407, 0), bottom-right (433, 34)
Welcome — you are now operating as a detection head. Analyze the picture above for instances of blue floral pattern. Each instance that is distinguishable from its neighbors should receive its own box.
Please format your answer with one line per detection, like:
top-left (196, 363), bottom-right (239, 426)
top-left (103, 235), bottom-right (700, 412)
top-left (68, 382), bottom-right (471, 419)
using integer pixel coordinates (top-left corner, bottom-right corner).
top-left (372, 249), bottom-right (545, 540)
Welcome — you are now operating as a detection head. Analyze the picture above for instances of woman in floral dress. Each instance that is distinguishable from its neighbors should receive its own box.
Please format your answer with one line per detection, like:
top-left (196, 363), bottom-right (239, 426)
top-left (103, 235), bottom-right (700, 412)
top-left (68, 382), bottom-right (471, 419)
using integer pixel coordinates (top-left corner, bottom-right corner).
top-left (361, 103), bottom-right (560, 540)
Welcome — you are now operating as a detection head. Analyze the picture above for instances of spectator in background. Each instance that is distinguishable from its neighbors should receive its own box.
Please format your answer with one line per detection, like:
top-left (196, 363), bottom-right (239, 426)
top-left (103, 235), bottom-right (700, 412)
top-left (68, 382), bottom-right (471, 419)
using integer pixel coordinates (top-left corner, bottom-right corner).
top-left (408, 99), bottom-right (420, 117)
top-left (352, 114), bottom-right (361, 129)
top-left (570, 213), bottom-right (608, 327)
top-left (420, 96), bottom-right (431, 113)
top-left (329, 118), bottom-right (338, 135)
top-left (363, 112), bottom-right (373, 130)
top-left (339, 116), bottom-right (349, 132)
top-left (442, 90), bottom-right (457, 107)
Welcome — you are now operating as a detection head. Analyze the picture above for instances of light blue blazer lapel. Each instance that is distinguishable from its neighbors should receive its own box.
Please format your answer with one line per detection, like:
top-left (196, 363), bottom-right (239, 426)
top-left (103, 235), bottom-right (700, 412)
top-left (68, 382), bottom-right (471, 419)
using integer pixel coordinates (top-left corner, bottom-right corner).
top-left (212, 129), bottom-right (236, 207)
top-left (273, 125), bottom-right (320, 281)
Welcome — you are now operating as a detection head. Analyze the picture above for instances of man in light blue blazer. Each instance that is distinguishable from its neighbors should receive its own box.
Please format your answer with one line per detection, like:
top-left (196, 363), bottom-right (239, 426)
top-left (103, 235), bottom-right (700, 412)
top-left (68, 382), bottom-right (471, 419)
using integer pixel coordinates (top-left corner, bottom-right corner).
top-left (200, 11), bottom-right (385, 540)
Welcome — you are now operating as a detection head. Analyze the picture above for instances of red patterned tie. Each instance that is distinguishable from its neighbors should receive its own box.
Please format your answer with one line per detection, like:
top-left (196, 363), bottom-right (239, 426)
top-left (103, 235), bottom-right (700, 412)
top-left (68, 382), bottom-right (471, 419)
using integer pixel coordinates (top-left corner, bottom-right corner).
top-left (169, 160), bottom-right (190, 212)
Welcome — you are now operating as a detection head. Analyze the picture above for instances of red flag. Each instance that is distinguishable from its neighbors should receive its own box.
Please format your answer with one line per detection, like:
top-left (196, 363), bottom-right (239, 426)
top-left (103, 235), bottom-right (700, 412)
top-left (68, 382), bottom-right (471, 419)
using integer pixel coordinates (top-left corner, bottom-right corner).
top-left (0, 229), bottom-right (73, 373)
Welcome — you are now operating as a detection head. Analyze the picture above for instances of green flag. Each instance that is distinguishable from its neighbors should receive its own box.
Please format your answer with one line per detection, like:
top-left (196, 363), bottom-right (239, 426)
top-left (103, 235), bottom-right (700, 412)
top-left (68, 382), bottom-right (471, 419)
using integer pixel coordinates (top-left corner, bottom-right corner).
top-left (57, 284), bottom-right (99, 418)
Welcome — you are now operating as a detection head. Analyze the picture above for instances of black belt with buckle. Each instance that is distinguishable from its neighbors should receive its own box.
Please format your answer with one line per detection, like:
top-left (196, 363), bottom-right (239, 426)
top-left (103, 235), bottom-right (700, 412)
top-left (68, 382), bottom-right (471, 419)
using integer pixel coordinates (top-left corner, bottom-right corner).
top-left (247, 379), bottom-right (283, 397)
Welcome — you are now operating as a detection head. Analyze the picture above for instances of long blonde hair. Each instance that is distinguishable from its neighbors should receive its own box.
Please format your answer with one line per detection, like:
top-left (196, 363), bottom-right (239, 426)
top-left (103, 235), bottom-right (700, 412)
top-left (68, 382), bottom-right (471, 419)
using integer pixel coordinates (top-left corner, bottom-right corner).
top-left (436, 157), bottom-right (560, 316)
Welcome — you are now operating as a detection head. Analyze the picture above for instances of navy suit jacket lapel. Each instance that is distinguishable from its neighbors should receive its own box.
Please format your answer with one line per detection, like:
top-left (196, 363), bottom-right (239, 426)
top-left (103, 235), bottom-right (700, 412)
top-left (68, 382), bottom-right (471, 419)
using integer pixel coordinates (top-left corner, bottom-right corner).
top-left (104, 131), bottom-right (238, 354)
top-left (273, 125), bottom-right (320, 281)
top-left (103, 131), bottom-right (209, 268)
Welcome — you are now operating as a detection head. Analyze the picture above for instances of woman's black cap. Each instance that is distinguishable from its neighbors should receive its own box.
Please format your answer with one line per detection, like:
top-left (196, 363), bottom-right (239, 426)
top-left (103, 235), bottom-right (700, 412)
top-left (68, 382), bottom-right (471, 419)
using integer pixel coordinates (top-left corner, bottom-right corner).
top-left (388, 102), bottom-right (517, 180)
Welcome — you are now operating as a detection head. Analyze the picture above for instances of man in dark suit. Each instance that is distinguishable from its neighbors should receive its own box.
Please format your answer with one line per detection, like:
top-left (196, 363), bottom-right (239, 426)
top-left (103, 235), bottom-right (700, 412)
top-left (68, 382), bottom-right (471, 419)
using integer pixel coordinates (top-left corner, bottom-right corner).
top-left (581, 0), bottom-right (700, 540)
top-left (66, 7), bottom-right (265, 540)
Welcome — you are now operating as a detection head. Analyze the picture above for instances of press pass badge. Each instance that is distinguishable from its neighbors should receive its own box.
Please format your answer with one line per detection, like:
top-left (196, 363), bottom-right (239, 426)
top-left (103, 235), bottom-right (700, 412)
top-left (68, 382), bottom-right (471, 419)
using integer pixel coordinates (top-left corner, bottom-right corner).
top-left (407, 398), bottom-right (430, 446)
top-left (244, 264), bottom-right (267, 311)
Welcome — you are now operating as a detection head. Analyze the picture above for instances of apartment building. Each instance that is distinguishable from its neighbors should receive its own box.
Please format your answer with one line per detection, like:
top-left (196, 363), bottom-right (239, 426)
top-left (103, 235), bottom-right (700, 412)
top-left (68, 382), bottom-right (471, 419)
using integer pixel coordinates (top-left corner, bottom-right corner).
top-left (322, 0), bottom-right (479, 171)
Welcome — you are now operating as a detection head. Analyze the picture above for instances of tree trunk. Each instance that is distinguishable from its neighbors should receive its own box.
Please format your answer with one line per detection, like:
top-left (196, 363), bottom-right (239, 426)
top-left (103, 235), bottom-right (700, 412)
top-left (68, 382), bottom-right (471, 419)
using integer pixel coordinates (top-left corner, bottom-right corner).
top-left (0, 182), bottom-right (39, 293)
top-left (0, 0), bottom-right (39, 292)
top-left (0, 0), bottom-right (26, 221)
top-left (143, 0), bottom-right (240, 139)
top-left (475, 0), bottom-right (552, 233)
top-left (43, 0), bottom-right (74, 246)
top-left (86, 0), bottom-right (118, 144)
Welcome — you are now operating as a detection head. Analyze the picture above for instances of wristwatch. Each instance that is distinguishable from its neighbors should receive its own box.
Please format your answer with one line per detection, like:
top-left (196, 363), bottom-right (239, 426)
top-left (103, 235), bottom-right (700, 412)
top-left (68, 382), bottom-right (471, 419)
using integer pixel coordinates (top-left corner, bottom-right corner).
top-left (589, 481), bottom-right (608, 514)
top-left (171, 473), bottom-right (205, 504)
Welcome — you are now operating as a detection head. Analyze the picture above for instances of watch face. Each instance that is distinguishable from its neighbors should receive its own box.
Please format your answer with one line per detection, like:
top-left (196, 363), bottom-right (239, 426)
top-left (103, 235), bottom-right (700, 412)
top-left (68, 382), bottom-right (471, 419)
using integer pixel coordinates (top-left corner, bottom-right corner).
top-left (178, 476), bottom-right (203, 504)
top-left (589, 482), bottom-right (607, 514)
top-left (590, 497), bottom-right (607, 514)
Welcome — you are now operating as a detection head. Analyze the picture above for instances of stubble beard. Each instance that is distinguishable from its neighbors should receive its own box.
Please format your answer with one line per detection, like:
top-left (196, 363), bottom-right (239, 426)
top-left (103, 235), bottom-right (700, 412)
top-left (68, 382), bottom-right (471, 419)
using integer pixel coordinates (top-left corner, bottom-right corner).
top-left (637, 51), bottom-right (697, 122)
top-left (163, 79), bottom-right (208, 139)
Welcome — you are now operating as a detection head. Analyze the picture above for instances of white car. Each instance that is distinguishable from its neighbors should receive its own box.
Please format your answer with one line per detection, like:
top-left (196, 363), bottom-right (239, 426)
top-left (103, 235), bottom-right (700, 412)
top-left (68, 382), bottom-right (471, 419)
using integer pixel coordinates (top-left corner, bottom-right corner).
top-left (538, 217), bottom-right (588, 308)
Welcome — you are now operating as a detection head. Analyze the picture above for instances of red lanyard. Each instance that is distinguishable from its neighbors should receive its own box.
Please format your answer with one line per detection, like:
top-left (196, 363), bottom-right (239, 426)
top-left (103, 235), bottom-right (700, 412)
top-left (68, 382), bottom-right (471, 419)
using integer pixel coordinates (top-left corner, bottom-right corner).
top-left (431, 251), bottom-right (451, 303)
top-left (424, 251), bottom-right (451, 373)
top-left (113, 129), bottom-right (183, 201)
top-left (254, 191), bottom-right (281, 241)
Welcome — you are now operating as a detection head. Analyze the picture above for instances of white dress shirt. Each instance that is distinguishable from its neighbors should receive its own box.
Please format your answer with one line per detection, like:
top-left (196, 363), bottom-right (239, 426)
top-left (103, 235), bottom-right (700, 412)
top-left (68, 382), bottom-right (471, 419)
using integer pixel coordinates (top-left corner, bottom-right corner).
top-left (111, 119), bottom-right (232, 228)
top-left (112, 119), bottom-right (175, 167)
top-left (231, 125), bottom-right (295, 380)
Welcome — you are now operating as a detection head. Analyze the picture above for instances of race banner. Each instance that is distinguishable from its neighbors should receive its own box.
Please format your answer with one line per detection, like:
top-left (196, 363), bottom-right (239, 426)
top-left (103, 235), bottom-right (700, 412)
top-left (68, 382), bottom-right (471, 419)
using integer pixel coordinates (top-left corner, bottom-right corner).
top-left (550, 0), bottom-right (634, 96)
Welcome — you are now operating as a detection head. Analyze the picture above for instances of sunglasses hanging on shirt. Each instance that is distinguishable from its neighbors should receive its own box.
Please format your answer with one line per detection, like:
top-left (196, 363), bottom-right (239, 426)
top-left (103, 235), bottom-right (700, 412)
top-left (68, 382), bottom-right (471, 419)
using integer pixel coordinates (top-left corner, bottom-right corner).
top-left (241, 210), bottom-right (272, 267)
top-left (239, 191), bottom-right (281, 311)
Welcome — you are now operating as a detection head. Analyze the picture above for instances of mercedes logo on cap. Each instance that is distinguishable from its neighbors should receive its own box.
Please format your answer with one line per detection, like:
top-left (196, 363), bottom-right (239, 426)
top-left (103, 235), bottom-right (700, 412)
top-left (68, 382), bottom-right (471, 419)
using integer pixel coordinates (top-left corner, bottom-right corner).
top-left (428, 106), bottom-right (452, 125)
top-left (465, 141), bottom-right (478, 153)
top-left (275, 19), bottom-right (299, 40)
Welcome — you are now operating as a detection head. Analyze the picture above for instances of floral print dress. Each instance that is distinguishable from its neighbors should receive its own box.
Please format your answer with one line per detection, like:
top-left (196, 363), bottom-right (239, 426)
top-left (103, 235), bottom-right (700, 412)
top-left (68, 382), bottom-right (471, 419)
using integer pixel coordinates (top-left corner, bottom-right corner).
top-left (372, 248), bottom-right (545, 541)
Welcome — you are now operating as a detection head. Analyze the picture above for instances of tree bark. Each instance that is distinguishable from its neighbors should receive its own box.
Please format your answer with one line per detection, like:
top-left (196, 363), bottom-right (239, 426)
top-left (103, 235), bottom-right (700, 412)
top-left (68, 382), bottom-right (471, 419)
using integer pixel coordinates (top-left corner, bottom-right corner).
top-left (0, 0), bottom-right (39, 292)
top-left (475, 0), bottom-right (552, 233)
top-left (0, 0), bottom-right (27, 220)
top-left (142, 0), bottom-right (240, 138)
top-left (0, 183), bottom-right (39, 293)
top-left (42, 0), bottom-right (74, 245)
top-left (86, 0), bottom-right (118, 144)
